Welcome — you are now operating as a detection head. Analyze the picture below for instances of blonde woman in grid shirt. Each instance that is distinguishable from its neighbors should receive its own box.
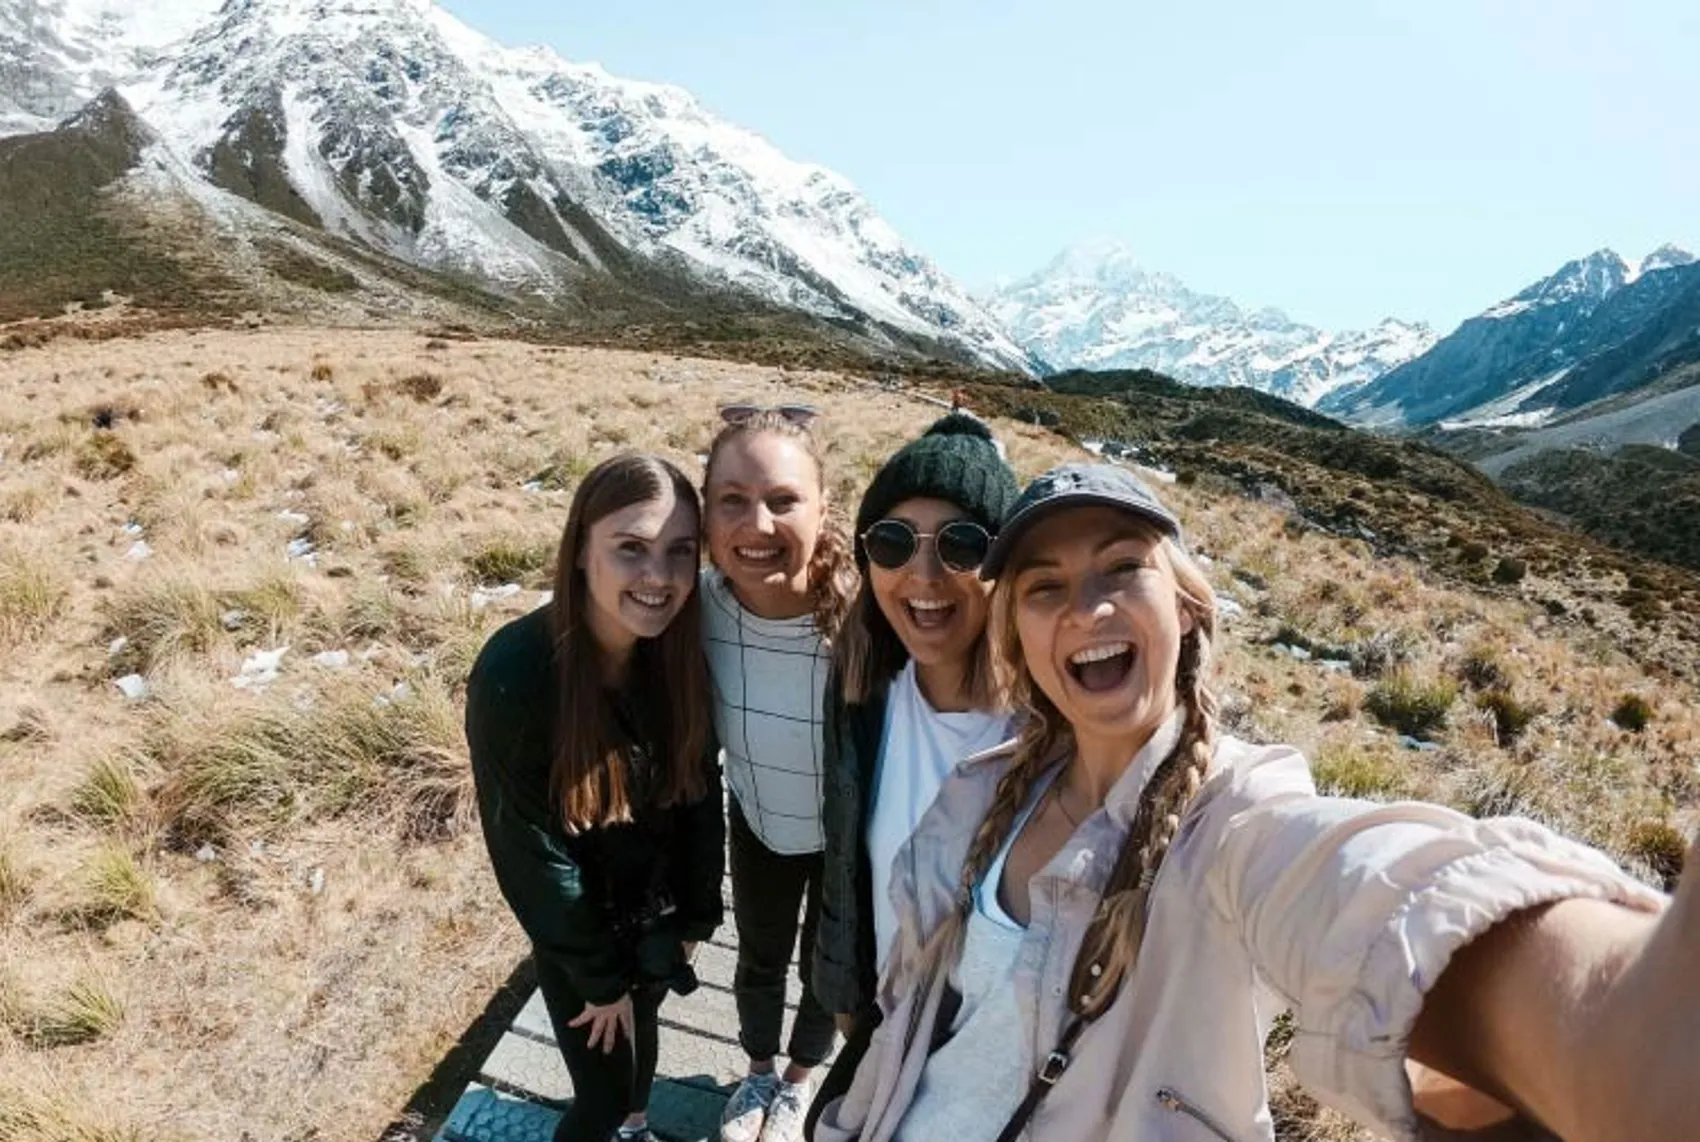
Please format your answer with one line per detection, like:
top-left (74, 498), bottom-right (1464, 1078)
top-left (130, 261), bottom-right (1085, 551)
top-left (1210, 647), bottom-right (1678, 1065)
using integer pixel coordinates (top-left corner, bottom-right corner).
top-left (701, 405), bottom-right (859, 1142)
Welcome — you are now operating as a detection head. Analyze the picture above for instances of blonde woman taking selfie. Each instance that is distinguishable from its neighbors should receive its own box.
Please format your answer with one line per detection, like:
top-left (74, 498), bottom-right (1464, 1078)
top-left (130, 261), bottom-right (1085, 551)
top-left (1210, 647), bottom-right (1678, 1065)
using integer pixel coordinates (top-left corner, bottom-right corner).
top-left (815, 462), bottom-right (1693, 1142)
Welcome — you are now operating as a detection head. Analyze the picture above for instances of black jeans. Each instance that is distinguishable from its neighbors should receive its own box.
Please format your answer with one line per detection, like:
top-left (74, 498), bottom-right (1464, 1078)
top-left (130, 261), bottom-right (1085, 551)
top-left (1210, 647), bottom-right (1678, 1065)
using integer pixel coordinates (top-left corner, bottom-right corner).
top-left (729, 799), bottom-right (837, 1068)
top-left (535, 950), bottom-right (667, 1142)
top-left (804, 1005), bottom-right (879, 1140)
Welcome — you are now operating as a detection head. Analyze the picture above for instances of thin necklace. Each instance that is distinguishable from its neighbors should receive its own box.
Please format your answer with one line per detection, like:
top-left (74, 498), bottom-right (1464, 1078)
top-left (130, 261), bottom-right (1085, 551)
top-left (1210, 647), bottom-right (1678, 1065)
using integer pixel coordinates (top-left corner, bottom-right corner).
top-left (1050, 780), bottom-right (1082, 829)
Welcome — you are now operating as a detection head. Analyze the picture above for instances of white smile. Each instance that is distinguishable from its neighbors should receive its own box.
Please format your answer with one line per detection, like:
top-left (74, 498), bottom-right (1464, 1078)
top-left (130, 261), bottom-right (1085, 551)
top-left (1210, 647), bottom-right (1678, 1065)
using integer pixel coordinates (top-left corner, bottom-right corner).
top-left (908, 598), bottom-right (952, 612)
top-left (1069, 642), bottom-right (1131, 666)
top-left (629, 591), bottom-right (670, 609)
top-left (735, 546), bottom-right (783, 563)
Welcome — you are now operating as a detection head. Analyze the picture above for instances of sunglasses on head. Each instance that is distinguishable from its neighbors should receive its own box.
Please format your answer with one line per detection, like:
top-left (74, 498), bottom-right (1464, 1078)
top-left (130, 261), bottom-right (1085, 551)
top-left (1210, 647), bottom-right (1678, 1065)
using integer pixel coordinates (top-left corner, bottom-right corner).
top-left (861, 518), bottom-right (992, 574)
top-left (718, 402), bottom-right (820, 427)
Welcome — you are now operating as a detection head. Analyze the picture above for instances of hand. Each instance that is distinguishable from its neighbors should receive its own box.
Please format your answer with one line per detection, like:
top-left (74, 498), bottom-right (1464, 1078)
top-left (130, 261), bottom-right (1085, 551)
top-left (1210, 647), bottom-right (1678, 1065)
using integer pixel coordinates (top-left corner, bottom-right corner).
top-left (834, 1012), bottom-right (858, 1037)
top-left (568, 993), bottom-right (635, 1055)
top-left (683, 941), bottom-right (698, 964)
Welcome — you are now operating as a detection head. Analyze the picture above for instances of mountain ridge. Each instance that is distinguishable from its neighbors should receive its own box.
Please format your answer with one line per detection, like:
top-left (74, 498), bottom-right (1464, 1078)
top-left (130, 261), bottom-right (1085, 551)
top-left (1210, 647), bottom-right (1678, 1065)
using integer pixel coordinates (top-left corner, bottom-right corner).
top-left (987, 240), bottom-right (1435, 406)
top-left (0, 0), bottom-right (1034, 371)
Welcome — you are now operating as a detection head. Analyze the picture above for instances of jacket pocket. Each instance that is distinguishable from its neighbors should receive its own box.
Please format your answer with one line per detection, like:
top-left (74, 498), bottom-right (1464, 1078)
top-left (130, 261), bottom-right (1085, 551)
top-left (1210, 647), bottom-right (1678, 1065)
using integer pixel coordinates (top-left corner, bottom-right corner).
top-left (1155, 1086), bottom-right (1239, 1142)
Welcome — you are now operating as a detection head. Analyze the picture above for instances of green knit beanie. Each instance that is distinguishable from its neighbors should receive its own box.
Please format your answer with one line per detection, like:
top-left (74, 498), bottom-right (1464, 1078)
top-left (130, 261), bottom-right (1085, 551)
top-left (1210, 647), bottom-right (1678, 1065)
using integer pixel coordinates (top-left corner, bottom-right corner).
top-left (853, 412), bottom-right (1020, 569)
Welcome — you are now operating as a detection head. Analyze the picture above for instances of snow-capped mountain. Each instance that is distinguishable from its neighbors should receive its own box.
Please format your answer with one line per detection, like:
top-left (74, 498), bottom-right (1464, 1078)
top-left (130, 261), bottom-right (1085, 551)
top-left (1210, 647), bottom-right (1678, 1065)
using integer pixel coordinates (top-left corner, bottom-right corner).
top-left (1321, 246), bottom-right (1700, 428)
top-left (986, 241), bottom-right (1435, 406)
top-left (0, 0), bottom-right (1030, 370)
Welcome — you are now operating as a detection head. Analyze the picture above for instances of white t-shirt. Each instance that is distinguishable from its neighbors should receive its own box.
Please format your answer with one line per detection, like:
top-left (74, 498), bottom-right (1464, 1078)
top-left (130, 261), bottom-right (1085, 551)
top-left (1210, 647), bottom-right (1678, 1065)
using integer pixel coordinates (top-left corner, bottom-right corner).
top-left (869, 660), bottom-right (1014, 970)
top-left (701, 569), bottom-right (831, 855)
top-left (893, 768), bottom-right (1056, 1142)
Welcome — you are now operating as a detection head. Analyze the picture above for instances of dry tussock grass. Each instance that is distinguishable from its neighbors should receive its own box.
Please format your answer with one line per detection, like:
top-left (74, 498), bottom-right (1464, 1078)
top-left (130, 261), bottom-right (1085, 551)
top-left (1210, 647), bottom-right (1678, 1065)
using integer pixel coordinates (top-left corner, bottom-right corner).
top-left (0, 326), bottom-right (1693, 1141)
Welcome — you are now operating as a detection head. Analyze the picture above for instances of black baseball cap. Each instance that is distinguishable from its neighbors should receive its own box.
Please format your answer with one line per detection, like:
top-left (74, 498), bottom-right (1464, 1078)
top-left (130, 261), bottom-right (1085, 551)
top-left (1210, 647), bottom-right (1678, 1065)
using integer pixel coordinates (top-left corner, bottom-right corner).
top-left (980, 462), bottom-right (1182, 581)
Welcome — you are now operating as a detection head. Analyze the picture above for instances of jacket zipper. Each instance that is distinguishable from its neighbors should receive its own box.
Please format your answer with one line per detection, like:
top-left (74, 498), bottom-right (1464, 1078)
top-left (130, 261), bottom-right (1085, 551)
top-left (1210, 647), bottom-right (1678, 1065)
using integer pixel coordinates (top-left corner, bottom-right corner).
top-left (1155, 1087), bottom-right (1236, 1141)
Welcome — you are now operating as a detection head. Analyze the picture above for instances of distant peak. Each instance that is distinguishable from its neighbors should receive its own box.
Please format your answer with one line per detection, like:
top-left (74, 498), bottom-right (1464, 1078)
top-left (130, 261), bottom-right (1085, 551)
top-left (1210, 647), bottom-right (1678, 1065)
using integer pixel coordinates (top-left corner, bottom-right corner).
top-left (1640, 243), bottom-right (1697, 275)
top-left (1042, 237), bottom-right (1145, 281)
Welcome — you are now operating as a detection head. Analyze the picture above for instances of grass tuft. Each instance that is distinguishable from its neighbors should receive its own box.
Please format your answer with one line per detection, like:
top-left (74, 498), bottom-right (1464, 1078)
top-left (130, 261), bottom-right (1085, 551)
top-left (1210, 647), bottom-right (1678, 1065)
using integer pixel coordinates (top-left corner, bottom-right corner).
top-left (1624, 820), bottom-right (1688, 889)
top-left (65, 848), bottom-right (155, 928)
top-left (101, 578), bottom-right (224, 673)
top-left (1309, 743), bottom-right (1408, 801)
top-left (11, 978), bottom-right (126, 1049)
top-left (0, 846), bottom-right (27, 914)
top-left (69, 755), bottom-right (144, 830)
top-left (464, 537), bottom-right (551, 587)
top-left (153, 679), bottom-right (470, 843)
top-left (1364, 669), bottom-right (1457, 740)
top-left (0, 551), bottom-right (66, 644)
top-left (71, 432), bottom-right (136, 480)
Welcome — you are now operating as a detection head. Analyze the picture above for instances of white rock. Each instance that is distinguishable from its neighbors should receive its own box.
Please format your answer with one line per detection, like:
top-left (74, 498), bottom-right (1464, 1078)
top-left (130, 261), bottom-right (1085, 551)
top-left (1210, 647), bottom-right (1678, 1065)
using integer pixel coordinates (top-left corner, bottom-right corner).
top-left (275, 510), bottom-right (310, 527)
top-left (195, 844), bottom-right (218, 863)
top-left (232, 646), bottom-right (289, 689)
top-left (114, 674), bottom-right (150, 701)
top-left (1318, 659), bottom-right (1353, 674)
top-left (285, 537), bottom-right (316, 560)
top-left (1216, 597), bottom-right (1245, 622)
top-left (471, 583), bottom-right (523, 609)
top-left (108, 635), bottom-right (129, 657)
top-left (521, 480), bottom-right (544, 493)
top-left (121, 521), bottom-right (144, 537)
top-left (221, 468), bottom-right (240, 483)
top-left (1289, 645), bottom-right (1313, 662)
top-left (221, 608), bottom-right (248, 631)
top-left (308, 868), bottom-right (325, 895)
top-left (311, 650), bottom-right (350, 669)
top-left (125, 540), bottom-right (153, 561)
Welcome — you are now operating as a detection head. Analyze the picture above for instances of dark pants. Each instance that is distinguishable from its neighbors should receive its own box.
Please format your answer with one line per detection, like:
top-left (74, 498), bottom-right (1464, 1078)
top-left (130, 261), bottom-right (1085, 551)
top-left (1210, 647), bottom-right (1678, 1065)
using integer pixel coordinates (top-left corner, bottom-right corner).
top-left (535, 950), bottom-right (666, 1142)
top-left (804, 1005), bottom-right (879, 1140)
top-left (729, 800), bottom-right (837, 1068)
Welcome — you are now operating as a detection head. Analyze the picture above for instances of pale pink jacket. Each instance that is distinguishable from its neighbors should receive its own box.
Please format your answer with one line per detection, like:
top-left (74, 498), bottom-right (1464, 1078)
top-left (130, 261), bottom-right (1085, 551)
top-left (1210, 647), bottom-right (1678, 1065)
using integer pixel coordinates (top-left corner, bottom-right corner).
top-left (814, 714), bottom-right (1665, 1142)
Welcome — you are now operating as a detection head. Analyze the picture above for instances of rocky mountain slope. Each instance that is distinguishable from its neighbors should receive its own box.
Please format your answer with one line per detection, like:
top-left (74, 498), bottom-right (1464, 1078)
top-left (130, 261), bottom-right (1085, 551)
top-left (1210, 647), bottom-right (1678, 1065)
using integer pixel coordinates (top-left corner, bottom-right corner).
top-left (0, 0), bottom-right (1031, 370)
top-left (1320, 246), bottom-right (1700, 428)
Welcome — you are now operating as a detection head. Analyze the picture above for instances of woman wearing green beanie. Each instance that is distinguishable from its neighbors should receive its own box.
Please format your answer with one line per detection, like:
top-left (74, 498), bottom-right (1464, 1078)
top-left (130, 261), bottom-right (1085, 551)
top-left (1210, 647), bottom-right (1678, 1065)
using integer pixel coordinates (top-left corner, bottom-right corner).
top-left (805, 412), bottom-right (1021, 1137)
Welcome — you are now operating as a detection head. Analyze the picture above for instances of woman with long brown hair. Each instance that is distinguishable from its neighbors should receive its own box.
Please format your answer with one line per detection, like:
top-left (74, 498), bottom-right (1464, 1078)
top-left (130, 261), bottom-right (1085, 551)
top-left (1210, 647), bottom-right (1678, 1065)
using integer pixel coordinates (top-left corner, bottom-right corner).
top-left (817, 461), bottom-right (1696, 1142)
top-left (466, 453), bottom-right (724, 1142)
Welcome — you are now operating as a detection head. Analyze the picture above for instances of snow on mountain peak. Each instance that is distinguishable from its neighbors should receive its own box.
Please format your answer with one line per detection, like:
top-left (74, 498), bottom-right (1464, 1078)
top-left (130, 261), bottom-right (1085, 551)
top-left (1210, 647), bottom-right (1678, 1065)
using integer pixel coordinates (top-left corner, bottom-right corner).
top-left (1639, 243), bottom-right (1696, 276)
top-left (988, 246), bottom-right (1435, 407)
top-left (1, 0), bottom-right (1031, 371)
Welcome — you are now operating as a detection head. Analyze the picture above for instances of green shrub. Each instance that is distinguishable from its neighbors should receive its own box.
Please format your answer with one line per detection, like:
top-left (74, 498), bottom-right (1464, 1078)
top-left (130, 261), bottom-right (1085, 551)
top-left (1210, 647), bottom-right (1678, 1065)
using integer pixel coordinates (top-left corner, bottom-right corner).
top-left (1625, 820), bottom-right (1688, 888)
top-left (1364, 669), bottom-right (1456, 739)
top-left (1459, 540), bottom-right (1490, 562)
top-left (1491, 557), bottom-right (1527, 584)
top-left (1611, 694), bottom-right (1653, 732)
top-left (1475, 690), bottom-right (1538, 745)
top-left (1457, 644), bottom-right (1508, 691)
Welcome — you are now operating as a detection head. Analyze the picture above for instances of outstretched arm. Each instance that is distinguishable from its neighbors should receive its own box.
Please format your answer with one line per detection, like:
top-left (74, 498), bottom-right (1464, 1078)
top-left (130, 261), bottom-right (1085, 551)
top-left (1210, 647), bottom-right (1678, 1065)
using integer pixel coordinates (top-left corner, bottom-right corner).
top-left (1412, 836), bottom-right (1695, 1141)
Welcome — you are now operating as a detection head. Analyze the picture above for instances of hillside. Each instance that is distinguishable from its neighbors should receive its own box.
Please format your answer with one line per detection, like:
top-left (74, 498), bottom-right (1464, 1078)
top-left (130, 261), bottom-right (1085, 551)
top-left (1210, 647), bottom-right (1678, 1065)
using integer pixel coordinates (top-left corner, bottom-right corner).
top-left (0, 323), bottom-right (1695, 1141)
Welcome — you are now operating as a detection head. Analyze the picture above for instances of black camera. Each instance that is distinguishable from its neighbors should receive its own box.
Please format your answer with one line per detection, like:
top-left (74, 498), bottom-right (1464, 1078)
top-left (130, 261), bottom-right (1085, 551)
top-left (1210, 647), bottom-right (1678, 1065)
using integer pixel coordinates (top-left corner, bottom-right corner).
top-left (619, 889), bottom-right (699, 997)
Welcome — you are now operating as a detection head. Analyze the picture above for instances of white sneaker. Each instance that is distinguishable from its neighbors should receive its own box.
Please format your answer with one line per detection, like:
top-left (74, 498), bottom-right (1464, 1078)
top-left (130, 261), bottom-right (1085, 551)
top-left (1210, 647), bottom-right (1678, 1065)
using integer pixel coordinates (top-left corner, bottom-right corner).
top-left (758, 1078), bottom-right (810, 1142)
top-left (720, 1070), bottom-right (778, 1142)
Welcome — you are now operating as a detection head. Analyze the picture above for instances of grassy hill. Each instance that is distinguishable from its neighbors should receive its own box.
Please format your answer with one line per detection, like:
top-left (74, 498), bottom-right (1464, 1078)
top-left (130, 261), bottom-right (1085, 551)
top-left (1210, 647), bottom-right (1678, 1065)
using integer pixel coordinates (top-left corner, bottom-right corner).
top-left (0, 325), bottom-right (1694, 1140)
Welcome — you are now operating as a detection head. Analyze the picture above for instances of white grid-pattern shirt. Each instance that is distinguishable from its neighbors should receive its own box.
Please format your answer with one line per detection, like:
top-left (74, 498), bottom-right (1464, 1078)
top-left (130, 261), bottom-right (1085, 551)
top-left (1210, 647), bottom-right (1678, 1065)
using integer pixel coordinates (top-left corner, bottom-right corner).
top-left (701, 569), bottom-right (830, 855)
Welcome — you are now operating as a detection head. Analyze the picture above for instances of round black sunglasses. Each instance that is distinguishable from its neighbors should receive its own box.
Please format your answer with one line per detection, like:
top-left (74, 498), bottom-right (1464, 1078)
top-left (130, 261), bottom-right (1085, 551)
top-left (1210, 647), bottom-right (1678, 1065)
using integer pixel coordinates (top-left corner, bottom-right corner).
top-left (860, 518), bottom-right (992, 574)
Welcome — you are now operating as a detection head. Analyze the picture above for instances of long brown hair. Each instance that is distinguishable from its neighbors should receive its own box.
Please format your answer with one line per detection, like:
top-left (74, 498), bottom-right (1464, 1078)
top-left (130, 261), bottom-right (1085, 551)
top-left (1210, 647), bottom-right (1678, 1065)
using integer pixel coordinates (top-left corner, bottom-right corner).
top-left (703, 410), bottom-right (856, 641)
top-left (548, 453), bottom-right (712, 832)
top-left (902, 518), bottom-right (1218, 1029)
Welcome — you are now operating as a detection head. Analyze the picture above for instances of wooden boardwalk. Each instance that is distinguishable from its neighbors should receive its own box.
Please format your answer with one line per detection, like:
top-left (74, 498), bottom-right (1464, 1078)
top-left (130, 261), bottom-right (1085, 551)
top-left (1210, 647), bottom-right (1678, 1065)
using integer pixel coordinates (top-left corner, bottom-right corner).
top-left (435, 881), bottom-right (827, 1142)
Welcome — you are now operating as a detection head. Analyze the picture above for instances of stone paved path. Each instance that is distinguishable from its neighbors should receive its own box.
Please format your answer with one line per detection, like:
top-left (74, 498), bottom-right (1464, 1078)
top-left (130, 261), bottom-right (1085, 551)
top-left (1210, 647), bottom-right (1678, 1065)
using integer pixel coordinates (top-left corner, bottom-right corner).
top-left (435, 881), bottom-right (829, 1142)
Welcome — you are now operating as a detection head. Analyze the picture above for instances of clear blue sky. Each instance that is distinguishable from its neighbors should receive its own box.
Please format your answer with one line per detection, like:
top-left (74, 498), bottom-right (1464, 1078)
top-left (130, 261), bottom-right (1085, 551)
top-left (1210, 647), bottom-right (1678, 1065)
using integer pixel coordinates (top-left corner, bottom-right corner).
top-left (439, 0), bottom-right (1698, 333)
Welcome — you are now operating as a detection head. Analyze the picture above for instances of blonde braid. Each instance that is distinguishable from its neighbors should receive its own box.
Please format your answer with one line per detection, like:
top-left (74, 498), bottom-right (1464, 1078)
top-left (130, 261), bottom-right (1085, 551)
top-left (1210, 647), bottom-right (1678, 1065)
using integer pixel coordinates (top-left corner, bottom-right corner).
top-left (1068, 626), bottom-right (1216, 1018)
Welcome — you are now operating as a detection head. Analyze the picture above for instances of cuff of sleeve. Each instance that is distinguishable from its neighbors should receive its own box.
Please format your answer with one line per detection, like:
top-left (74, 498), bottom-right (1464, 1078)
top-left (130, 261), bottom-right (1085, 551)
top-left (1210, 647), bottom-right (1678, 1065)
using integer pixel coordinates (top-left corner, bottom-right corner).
top-left (1291, 821), bottom-right (1666, 1142)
